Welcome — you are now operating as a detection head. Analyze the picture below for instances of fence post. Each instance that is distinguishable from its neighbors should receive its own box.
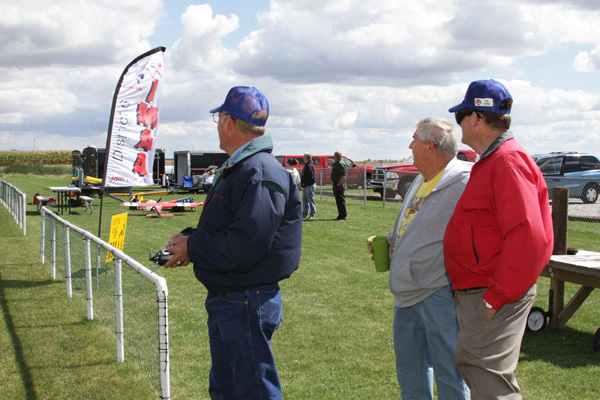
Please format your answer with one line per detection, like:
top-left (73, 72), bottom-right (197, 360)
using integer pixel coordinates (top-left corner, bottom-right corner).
top-left (40, 209), bottom-right (46, 264)
top-left (84, 237), bottom-right (94, 320)
top-left (552, 187), bottom-right (569, 255)
top-left (319, 169), bottom-right (323, 200)
top-left (157, 286), bottom-right (171, 400)
top-left (64, 225), bottom-right (72, 298)
top-left (115, 259), bottom-right (124, 363)
top-left (21, 192), bottom-right (26, 235)
top-left (51, 218), bottom-right (56, 279)
top-left (362, 168), bottom-right (367, 206)
top-left (382, 173), bottom-right (388, 208)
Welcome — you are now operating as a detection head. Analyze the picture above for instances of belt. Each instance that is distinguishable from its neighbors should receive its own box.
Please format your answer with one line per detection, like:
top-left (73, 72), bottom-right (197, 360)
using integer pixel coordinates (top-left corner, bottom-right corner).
top-left (207, 283), bottom-right (280, 296)
top-left (457, 287), bottom-right (487, 292)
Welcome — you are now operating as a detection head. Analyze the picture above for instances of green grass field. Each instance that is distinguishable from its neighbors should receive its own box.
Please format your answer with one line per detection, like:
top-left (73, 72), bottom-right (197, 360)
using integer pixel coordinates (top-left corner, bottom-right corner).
top-left (1, 175), bottom-right (600, 399)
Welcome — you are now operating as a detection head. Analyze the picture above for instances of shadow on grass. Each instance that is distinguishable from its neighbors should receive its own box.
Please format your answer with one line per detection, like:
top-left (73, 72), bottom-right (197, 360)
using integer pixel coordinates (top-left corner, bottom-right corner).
top-left (0, 273), bottom-right (54, 400)
top-left (0, 278), bottom-right (54, 289)
top-left (521, 327), bottom-right (599, 368)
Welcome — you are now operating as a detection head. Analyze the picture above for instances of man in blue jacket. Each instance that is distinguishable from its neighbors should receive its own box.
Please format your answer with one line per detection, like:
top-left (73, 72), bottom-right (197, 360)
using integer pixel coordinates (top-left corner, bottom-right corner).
top-left (164, 86), bottom-right (303, 400)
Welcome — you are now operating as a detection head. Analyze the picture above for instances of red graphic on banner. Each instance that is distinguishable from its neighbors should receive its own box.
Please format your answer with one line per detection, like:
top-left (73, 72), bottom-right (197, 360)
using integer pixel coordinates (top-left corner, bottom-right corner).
top-left (146, 79), bottom-right (158, 103)
top-left (132, 78), bottom-right (160, 177)
top-left (137, 101), bottom-right (158, 129)
top-left (135, 129), bottom-right (154, 152)
top-left (133, 152), bottom-right (148, 175)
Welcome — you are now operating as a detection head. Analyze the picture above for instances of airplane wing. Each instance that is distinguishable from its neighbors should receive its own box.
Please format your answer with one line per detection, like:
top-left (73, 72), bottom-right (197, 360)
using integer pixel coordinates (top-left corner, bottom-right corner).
top-left (120, 199), bottom-right (160, 210)
top-left (171, 200), bottom-right (203, 208)
top-left (120, 199), bottom-right (203, 211)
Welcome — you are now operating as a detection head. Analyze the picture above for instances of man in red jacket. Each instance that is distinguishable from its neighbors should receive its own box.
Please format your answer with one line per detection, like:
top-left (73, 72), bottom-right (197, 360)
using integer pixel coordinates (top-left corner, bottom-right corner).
top-left (444, 79), bottom-right (553, 399)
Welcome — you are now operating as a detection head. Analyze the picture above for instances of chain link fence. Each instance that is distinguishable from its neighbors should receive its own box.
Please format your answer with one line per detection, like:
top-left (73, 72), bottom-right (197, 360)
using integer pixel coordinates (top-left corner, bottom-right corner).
top-left (0, 180), bottom-right (27, 235)
top-left (40, 207), bottom-right (170, 399)
top-left (547, 176), bottom-right (600, 235)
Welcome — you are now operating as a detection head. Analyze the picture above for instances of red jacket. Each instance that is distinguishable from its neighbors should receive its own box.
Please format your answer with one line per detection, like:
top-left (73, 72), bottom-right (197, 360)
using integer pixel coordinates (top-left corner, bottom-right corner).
top-left (443, 137), bottom-right (553, 309)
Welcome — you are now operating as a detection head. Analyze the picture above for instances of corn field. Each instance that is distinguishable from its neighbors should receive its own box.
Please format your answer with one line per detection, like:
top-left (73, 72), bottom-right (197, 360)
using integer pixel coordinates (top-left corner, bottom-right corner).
top-left (0, 150), bottom-right (71, 166)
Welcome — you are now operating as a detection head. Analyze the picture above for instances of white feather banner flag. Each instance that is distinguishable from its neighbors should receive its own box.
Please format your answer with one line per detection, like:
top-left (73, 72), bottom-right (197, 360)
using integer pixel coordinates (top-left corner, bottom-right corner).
top-left (103, 47), bottom-right (166, 188)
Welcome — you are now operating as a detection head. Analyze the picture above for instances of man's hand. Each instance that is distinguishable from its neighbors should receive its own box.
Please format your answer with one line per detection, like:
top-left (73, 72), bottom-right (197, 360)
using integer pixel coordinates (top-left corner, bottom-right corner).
top-left (483, 299), bottom-right (497, 319)
top-left (164, 234), bottom-right (190, 268)
top-left (367, 236), bottom-right (376, 260)
top-left (367, 236), bottom-right (390, 260)
top-left (485, 307), bottom-right (497, 320)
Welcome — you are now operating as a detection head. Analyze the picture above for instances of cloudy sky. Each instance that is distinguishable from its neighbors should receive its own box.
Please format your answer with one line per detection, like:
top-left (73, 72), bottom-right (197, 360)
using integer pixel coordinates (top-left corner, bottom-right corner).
top-left (2, 0), bottom-right (600, 161)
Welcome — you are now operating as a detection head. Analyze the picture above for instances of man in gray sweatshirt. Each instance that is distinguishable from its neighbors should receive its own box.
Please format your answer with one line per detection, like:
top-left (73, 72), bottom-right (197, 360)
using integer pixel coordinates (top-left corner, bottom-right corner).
top-left (370, 117), bottom-right (471, 399)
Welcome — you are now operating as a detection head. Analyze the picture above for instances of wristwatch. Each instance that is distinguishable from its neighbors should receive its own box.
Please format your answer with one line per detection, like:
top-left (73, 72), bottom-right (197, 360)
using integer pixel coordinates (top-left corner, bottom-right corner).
top-left (483, 299), bottom-right (494, 310)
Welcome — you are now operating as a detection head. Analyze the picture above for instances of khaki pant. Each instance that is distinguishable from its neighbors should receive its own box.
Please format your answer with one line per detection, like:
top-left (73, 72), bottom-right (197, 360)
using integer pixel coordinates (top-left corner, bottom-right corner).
top-left (454, 285), bottom-right (536, 400)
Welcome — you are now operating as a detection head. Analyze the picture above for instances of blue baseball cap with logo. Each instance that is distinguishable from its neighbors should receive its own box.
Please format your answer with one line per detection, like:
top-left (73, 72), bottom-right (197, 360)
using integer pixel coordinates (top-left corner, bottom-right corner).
top-left (449, 79), bottom-right (513, 114)
top-left (210, 86), bottom-right (269, 126)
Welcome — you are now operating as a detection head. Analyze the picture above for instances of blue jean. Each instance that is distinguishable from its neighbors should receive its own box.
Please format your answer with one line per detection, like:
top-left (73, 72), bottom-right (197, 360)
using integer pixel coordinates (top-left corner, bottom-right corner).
top-left (205, 285), bottom-right (283, 400)
top-left (302, 183), bottom-right (316, 217)
top-left (393, 286), bottom-right (470, 400)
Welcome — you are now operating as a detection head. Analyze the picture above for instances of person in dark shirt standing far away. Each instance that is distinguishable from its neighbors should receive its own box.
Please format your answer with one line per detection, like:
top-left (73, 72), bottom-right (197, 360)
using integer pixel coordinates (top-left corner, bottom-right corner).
top-left (444, 79), bottom-right (553, 400)
top-left (331, 151), bottom-right (347, 220)
top-left (301, 152), bottom-right (317, 219)
top-left (163, 86), bottom-right (303, 400)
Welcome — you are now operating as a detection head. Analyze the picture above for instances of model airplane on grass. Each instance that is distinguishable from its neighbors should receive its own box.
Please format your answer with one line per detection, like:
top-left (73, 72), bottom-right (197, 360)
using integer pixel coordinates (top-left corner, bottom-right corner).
top-left (120, 197), bottom-right (203, 217)
top-left (111, 189), bottom-right (171, 202)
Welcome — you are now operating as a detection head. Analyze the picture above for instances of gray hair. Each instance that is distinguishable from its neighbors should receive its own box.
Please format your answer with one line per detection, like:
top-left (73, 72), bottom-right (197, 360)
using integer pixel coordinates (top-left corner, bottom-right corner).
top-left (236, 110), bottom-right (268, 136)
top-left (304, 152), bottom-right (312, 161)
top-left (415, 117), bottom-right (458, 158)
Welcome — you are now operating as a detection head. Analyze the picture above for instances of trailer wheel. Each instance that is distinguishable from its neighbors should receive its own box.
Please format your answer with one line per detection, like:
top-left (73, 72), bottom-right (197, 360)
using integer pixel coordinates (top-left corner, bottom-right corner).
top-left (526, 307), bottom-right (547, 332)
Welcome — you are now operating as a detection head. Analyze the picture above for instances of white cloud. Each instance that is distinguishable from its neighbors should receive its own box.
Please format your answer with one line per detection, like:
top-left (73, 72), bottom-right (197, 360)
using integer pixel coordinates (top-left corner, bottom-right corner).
top-left (169, 5), bottom-right (239, 73)
top-left (0, 0), bottom-right (163, 67)
top-left (234, 0), bottom-right (461, 85)
top-left (229, 0), bottom-right (600, 87)
top-left (572, 44), bottom-right (600, 72)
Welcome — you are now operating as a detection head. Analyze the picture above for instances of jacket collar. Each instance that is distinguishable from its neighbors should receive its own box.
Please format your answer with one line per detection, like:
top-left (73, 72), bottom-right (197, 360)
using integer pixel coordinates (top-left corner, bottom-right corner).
top-left (211, 135), bottom-right (274, 191)
top-left (479, 131), bottom-right (513, 160)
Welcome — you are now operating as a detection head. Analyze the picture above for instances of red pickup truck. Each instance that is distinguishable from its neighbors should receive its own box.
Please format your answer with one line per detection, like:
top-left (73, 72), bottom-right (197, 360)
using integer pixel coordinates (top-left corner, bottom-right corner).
top-left (275, 155), bottom-right (373, 188)
top-left (371, 149), bottom-right (477, 199)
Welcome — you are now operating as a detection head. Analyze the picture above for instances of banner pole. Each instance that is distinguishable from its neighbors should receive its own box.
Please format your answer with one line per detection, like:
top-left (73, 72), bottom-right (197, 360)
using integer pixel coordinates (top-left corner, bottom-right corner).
top-left (98, 194), bottom-right (104, 238)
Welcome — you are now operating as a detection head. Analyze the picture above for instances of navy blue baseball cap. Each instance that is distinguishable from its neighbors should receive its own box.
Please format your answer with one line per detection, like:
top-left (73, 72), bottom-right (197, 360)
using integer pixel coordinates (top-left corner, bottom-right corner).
top-left (449, 79), bottom-right (512, 114)
top-left (210, 86), bottom-right (269, 126)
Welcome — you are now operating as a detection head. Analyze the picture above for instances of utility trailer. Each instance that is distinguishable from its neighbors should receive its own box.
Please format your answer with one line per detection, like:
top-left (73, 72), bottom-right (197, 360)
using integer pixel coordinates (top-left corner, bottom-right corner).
top-left (173, 150), bottom-right (228, 187)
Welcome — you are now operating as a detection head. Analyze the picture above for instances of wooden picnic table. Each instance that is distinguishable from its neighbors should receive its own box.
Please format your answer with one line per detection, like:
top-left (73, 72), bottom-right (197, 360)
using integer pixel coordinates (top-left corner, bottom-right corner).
top-left (540, 250), bottom-right (600, 331)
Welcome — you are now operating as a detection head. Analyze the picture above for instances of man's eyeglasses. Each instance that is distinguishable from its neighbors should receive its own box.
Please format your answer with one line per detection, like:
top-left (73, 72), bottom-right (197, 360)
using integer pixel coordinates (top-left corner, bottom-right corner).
top-left (455, 109), bottom-right (481, 125)
top-left (212, 113), bottom-right (235, 123)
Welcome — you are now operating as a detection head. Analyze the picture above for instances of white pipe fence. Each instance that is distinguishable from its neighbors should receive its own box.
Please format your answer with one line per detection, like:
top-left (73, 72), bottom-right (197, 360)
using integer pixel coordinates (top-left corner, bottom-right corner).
top-left (39, 206), bottom-right (171, 399)
top-left (0, 180), bottom-right (27, 235)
